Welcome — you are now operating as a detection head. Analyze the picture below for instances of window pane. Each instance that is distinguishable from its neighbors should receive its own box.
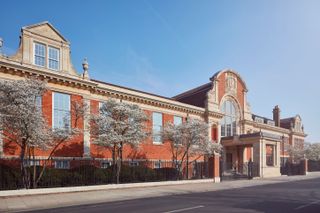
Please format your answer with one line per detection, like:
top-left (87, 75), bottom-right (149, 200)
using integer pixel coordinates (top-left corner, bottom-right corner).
top-left (221, 124), bottom-right (226, 137)
top-left (173, 116), bottom-right (182, 125)
top-left (53, 92), bottom-right (70, 129)
top-left (48, 47), bottom-right (60, 70)
top-left (35, 96), bottom-right (42, 112)
top-left (266, 145), bottom-right (274, 166)
top-left (34, 43), bottom-right (45, 67)
top-left (220, 100), bottom-right (238, 137)
top-left (152, 112), bottom-right (162, 143)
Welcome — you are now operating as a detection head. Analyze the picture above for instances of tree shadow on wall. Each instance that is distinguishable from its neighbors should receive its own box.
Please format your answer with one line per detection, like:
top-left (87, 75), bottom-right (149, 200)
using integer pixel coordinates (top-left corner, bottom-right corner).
top-left (53, 142), bottom-right (83, 157)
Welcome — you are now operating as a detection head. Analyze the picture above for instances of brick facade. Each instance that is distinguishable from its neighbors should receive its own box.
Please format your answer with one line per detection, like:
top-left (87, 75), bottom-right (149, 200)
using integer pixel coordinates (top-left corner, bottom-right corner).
top-left (0, 21), bottom-right (307, 178)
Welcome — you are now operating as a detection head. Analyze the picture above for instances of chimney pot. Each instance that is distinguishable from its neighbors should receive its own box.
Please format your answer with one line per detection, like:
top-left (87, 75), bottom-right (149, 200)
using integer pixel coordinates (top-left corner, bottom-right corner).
top-left (273, 105), bottom-right (281, 127)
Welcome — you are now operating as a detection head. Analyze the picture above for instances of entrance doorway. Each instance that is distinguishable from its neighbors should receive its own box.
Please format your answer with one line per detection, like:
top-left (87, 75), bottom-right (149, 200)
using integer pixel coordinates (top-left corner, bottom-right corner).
top-left (226, 153), bottom-right (233, 170)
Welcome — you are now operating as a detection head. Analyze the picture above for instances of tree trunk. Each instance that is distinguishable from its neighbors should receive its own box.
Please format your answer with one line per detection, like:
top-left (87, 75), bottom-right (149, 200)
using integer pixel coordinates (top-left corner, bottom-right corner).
top-left (20, 144), bottom-right (26, 188)
top-left (32, 147), bottom-right (37, 189)
top-left (112, 145), bottom-right (116, 183)
top-left (120, 142), bottom-right (123, 166)
top-left (116, 148), bottom-right (121, 184)
top-left (186, 152), bottom-right (189, 180)
top-left (20, 142), bottom-right (30, 189)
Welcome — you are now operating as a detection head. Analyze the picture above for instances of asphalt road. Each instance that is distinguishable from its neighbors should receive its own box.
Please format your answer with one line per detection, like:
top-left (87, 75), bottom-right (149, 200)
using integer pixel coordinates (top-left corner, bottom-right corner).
top-left (26, 178), bottom-right (320, 213)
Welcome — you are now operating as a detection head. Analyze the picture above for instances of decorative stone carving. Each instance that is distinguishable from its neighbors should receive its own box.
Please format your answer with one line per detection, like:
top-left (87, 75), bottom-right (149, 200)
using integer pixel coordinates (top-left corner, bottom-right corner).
top-left (225, 72), bottom-right (237, 95)
top-left (205, 82), bottom-right (219, 112)
top-left (82, 58), bottom-right (90, 80)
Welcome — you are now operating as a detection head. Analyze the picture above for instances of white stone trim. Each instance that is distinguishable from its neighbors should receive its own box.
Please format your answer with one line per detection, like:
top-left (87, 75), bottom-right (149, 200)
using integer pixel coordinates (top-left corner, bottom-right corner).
top-left (83, 98), bottom-right (91, 157)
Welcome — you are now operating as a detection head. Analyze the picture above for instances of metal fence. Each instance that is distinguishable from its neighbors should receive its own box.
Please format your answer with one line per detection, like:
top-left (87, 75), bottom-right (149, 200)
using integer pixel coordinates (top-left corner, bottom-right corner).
top-left (280, 161), bottom-right (306, 175)
top-left (308, 160), bottom-right (320, 172)
top-left (0, 158), bottom-right (210, 190)
top-left (220, 161), bottom-right (259, 181)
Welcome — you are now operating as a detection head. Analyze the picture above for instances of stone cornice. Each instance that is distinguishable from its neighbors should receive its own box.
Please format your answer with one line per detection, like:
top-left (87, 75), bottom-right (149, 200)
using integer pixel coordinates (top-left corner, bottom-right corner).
top-left (241, 119), bottom-right (291, 134)
top-left (93, 85), bottom-right (206, 116)
top-left (0, 59), bottom-right (97, 89)
top-left (0, 58), bottom-right (217, 116)
top-left (290, 131), bottom-right (307, 137)
top-left (206, 110), bottom-right (224, 119)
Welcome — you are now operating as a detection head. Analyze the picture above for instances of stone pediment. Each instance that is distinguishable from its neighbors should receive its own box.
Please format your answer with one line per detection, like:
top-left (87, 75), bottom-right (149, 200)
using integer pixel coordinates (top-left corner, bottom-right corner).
top-left (22, 21), bottom-right (68, 43)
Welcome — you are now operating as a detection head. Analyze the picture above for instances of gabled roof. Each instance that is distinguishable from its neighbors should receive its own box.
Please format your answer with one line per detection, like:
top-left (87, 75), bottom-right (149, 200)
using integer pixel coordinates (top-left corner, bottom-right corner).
top-left (22, 21), bottom-right (69, 43)
top-left (172, 82), bottom-right (212, 108)
top-left (280, 117), bottom-right (295, 129)
top-left (92, 78), bottom-right (175, 101)
top-left (172, 82), bottom-right (212, 99)
top-left (210, 68), bottom-right (248, 92)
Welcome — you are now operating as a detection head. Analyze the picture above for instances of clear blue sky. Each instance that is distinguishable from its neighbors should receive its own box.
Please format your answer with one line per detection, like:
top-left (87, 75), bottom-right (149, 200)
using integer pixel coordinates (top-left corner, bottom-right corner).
top-left (1, 0), bottom-right (319, 142)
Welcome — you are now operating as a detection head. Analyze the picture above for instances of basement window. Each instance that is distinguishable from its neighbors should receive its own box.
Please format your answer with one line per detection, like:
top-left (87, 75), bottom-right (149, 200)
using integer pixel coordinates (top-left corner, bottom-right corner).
top-left (55, 160), bottom-right (70, 169)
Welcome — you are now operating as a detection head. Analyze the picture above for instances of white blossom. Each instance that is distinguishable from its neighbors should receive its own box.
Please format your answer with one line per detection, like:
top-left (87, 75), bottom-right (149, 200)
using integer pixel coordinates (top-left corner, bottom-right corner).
top-left (91, 99), bottom-right (149, 183)
top-left (162, 118), bottom-right (219, 178)
top-left (0, 78), bottom-right (80, 188)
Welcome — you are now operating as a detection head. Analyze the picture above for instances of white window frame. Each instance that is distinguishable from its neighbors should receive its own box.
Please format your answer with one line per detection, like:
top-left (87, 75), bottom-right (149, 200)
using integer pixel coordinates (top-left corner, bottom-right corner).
top-left (154, 160), bottom-right (161, 169)
top-left (52, 92), bottom-right (71, 129)
top-left (267, 120), bottom-right (275, 126)
top-left (34, 42), bottom-right (46, 67)
top-left (152, 112), bottom-right (163, 144)
top-left (101, 161), bottom-right (112, 169)
top-left (54, 160), bottom-right (70, 169)
top-left (220, 100), bottom-right (238, 137)
top-left (129, 161), bottom-right (139, 167)
top-left (173, 116), bottom-right (182, 126)
top-left (48, 46), bottom-right (60, 70)
top-left (255, 117), bottom-right (264, 124)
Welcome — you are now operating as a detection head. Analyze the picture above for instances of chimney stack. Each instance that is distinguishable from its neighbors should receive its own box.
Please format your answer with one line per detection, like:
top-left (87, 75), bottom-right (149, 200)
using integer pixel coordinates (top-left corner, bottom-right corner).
top-left (273, 105), bottom-right (280, 127)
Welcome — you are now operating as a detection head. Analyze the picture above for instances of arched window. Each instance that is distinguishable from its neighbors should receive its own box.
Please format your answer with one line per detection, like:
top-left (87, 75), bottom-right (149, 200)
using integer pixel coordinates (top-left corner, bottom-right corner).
top-left (220, 100), bottom-right (238, 137)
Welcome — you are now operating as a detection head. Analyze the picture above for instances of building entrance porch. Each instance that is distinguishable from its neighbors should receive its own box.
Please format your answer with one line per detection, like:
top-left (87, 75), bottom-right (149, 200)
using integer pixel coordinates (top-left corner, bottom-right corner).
top-left (221, 132), bottom-right (282, 179)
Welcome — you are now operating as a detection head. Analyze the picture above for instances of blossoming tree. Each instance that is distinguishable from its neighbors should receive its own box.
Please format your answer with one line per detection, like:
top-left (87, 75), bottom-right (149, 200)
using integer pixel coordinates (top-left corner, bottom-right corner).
top-left (0, 78), bottom-right (80, 188)
top-left (91, 99), bottom-right (149, 184)
top-left (162, 118), bottom-right (222, 179)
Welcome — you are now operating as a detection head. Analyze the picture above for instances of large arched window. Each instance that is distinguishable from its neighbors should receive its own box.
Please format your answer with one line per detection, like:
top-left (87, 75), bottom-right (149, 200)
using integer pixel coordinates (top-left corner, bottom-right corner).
top-left (220, 100), bottom-right (238, 137)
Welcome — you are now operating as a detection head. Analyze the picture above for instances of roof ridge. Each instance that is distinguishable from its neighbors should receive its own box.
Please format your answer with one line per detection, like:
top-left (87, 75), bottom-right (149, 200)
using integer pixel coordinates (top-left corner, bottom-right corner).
top-left (172, 82), bottom-right (212, 99)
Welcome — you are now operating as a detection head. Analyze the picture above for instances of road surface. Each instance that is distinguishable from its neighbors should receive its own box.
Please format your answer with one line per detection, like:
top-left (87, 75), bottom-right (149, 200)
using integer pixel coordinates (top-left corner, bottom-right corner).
top-left (26, 177), bottom-right (320, 213)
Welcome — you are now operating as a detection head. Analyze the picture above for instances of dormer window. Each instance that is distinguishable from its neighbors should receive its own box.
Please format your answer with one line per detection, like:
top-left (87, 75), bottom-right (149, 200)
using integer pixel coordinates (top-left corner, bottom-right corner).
top-left (254, 117), bottom-right (264, 124)
top-left (267, 120), bottom-right (275, 126)
top-left (48, 47), bottom-right (59, 70)
top-left (33, 42), bottom-right (60, 70)
top-left (34, 43), bottom-right (45, 67)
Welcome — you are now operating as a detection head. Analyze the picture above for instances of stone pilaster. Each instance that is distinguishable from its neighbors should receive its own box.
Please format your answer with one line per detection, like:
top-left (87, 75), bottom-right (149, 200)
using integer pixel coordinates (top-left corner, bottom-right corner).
top-left (83, 98), bottom-right (91, 157)
top-left (213, 153), bottom-right (220, 183)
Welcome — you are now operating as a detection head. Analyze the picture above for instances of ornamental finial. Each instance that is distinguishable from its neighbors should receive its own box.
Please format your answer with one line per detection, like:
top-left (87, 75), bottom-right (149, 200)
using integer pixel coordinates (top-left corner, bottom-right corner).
top-left (82, 58), bottom-right (89, 79)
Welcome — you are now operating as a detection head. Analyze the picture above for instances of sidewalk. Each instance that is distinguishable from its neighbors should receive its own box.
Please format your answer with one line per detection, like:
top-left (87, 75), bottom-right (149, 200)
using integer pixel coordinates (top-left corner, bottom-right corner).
top-left (1, 172), bottom-right (320, 213)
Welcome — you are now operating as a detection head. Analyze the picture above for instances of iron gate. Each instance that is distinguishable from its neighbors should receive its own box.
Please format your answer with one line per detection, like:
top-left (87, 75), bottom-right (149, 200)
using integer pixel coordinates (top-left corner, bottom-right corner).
top-left (220, 160), bottom-right (259, 181)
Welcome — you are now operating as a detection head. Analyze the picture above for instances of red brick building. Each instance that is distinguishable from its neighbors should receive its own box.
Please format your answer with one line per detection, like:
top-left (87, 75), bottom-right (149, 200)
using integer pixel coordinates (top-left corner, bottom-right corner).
top-left (0, 22), bottom-right (307, 178)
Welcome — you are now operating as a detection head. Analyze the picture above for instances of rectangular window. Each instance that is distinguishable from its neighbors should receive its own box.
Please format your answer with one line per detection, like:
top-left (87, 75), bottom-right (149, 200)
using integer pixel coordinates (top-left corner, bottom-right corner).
top-left (48, 47), bottom-right (60, 70)
top-left (101, 161), bottom-right (112, 169)
top-left (23, 159), bottom-right (40, 167)
top-left (152, 112), bottom-right (163, 143)
top-left (173, 116), bottom-right (182, 125)
top-left (53, 92), bottom-right (70, 129)
top-left (55, 160), bottom-right (70, 169)
top-left (154, 161), bottom-right (161, 169)
top-left (99, 102), bottom-right (108, 114)
top-left (267, 120), bottom-right (275, 126)
top-left (129, 161), bottom-right (139, 167)
top-left (266, 145), bottom-right (274, 166)
top-left (221, 124), bottom-right (225, 137)
top-left (34, 43), bottom-right (46, 67)
top-left (35, 96), bottom-right (42, 112)
top-left (255, 117), bottom-right (264, 124)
